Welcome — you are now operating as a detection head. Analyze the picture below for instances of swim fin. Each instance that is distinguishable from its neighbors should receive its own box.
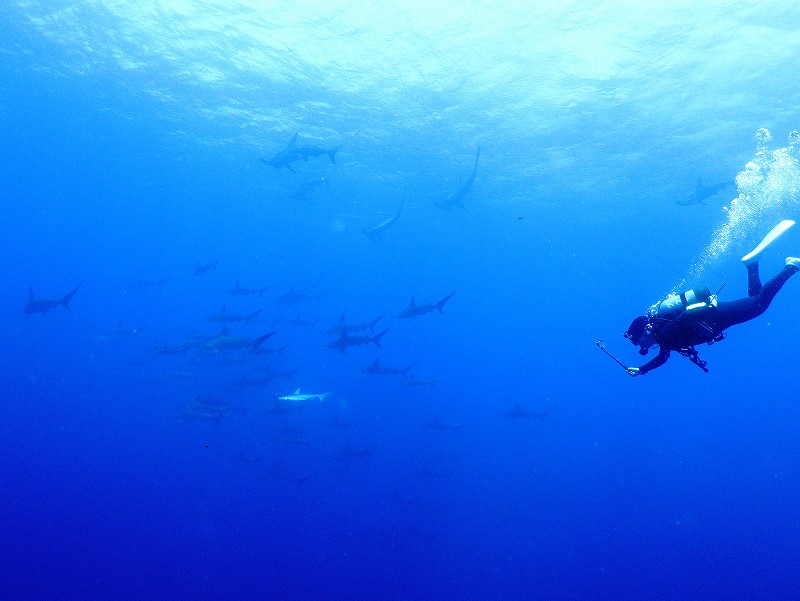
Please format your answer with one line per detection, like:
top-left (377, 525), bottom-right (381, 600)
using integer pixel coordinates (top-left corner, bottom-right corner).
top-left (741, 219), bottom-right (796, 265)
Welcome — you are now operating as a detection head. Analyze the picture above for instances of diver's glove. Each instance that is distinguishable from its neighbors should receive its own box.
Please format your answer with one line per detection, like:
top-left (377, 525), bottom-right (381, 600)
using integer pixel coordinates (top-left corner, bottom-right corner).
top-left (627, 367), bottom-right (641, 377)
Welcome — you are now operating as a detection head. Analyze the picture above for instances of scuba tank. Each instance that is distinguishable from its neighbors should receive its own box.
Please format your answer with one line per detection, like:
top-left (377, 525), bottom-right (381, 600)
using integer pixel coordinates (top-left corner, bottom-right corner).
top-left (648, 286), bottom-right (716, 319)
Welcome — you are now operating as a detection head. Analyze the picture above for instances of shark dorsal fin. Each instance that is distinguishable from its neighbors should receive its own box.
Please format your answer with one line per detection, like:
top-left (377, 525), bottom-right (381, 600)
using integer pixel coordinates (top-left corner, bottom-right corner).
top-left (28, 287), bottom-right (34, 300)
top-left (338, 313), bottom-right (346, 323)
top-left (293, 388), bottom-right (300, 394)
top-left (288, 133), bottom-right (298, 148)
top-left (373, 358), bottom-right (380, 366)
top-left (409, 297), bottom-right (416, 307)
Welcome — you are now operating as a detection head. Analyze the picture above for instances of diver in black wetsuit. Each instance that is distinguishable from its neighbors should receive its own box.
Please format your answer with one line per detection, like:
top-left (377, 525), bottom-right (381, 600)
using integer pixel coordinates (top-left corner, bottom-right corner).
top-left (624, 221), bottom-right (800, 376)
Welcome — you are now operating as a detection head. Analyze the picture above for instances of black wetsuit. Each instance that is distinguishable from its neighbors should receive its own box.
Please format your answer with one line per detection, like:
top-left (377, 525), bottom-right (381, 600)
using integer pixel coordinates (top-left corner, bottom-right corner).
top-left (638, 263), bottom-right (797, 374)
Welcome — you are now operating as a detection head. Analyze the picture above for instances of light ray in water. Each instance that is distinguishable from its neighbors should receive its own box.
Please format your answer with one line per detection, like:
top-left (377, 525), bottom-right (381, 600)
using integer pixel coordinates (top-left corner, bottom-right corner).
top-left (670, 129), bottom-right (800, 299)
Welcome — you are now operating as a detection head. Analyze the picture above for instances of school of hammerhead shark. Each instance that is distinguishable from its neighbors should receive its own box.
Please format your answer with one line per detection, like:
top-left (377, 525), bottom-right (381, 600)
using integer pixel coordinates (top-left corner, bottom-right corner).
top-left (42, 130), bottom-right (751, 477)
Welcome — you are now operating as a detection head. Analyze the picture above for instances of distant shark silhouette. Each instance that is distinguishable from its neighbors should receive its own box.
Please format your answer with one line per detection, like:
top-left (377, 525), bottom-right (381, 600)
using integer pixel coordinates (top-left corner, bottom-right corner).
top-left (294, 173), bottom-right (333, 201)
top-left (260, 131), bottom-right (359, 173)
top-left (676, 178), bottom-right (734, 206)
top-left (436, 146), bottom-right (480, 209)
top-left (324, 314), bottom-right (384, 336)
top-left (193, 259), bottom-right (218, 276)
top-left (360, 358), bottom-right (416, 377)
top-left (502, 402), bottom-right (555, 421)
top-left (394, 291), bottom-right (455, 319)
top-left (207, 306), bottom-right (263, 325)
top-left (326, 329), bottom-right (390, 354)
top-left (227, 281), bottom-right (271, 297)
top-left (25, 284), bottom-right (81, 315)
top-left (275, 286), bottom-right (327, 306)
top-left (196, 328), bottom-right (276, 352)
top-left (363, 193), bottom-right (404, 240)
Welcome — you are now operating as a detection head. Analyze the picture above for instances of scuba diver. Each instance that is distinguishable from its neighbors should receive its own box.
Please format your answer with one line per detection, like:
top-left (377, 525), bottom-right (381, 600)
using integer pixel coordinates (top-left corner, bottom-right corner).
top-left (618, 220), bottom-right (800, 376)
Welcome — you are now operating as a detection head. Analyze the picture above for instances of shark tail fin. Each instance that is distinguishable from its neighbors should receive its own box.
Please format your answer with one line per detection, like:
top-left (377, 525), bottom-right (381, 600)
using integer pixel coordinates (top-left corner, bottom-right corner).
top-left (372, 328), bottom-right (390, 348)
top-left (402, 361), bottom-right (417, 376)
top-left (62, 284), bottom-right (81, 310)
top-left (369, 315), bottom-right (385, 332)
top-left (253, 331), bottom-right (277, 348)
top-left (328, 148), bottom-right (338, 164)
top-left (437, 291), bottom-right (456, 313)
top-left (319, 392), bottom-right (330, 402)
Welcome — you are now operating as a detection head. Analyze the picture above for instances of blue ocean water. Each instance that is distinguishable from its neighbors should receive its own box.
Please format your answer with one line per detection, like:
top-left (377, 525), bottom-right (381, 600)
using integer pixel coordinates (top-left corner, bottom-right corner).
top-left (4, 2), bottom-right (800, 599)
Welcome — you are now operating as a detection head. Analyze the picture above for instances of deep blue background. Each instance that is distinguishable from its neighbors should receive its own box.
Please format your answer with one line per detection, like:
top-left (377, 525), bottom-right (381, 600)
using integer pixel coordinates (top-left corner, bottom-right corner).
top-left (3, 3), bottom-right (800, 600)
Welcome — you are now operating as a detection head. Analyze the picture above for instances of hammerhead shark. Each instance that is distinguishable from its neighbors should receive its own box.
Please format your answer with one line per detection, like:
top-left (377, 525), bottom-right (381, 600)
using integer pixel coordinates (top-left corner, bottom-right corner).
top-left (294, 173), bottom-right (332, 201)
top-left (360, 358), bottom-right (416, 377)
top-left (275, 286), bottom-right (327, 306)
top-left (260, 131), bottom-right (358, 173)
top-left (422, 415), bottom-right (465, 432)
top-left (676, 178), bottom-right (734, 206)
top-left (193, 259), bottom-right (218, 276)
top-left (502, 402), bottom-right (555, 421)
top-left (436, 146), bottom-right (480, 209)
top-left (326, 329), bottom-right (390, 354)
top-left (207, 306), bottom-right (263, 325)
top-left (196, 328), bottom-right (276, 353)
top-left (400, 373), bottom-right (438, 387)
top-left (394, 291), bottom-right (455, 319)
top-left (227, 281), bottom-right (271, 297)
top-left (336, 441), bottom-right (375, 463)
top-left (363, 193), bottom-right (404, 240)
top-left (278, 388), bottom-right (330, 403)
top-left (324, 314), bottom-right (384, 336)
top-left (25, 284), bottom-right (81, 315)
